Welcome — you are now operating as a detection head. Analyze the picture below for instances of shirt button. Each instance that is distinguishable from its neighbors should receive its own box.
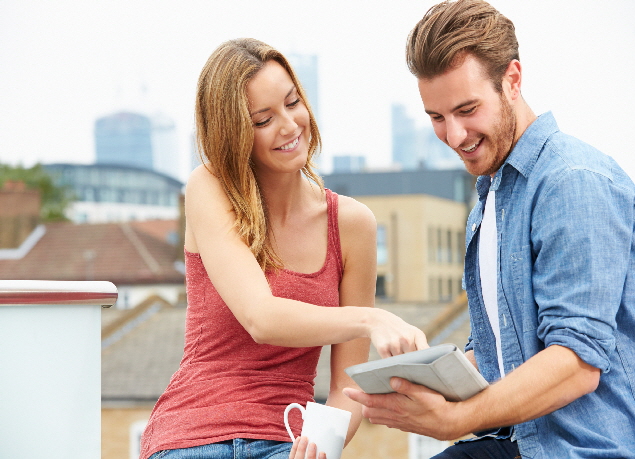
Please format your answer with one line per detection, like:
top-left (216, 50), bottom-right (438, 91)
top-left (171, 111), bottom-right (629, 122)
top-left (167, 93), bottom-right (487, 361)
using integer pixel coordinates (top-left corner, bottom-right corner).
top-left (472, 223), bottom-right (477, 231)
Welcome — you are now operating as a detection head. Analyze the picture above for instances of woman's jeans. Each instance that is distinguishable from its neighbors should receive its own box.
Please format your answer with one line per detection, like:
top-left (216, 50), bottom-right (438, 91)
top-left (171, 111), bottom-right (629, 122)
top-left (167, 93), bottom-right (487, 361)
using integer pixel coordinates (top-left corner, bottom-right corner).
top-left (149, 439), bottom-right (292, 459)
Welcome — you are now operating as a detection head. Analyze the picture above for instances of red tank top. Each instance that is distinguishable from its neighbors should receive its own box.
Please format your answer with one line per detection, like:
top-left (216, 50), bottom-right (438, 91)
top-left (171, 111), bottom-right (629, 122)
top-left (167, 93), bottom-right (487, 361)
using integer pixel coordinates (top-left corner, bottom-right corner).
top-left (140, 189), bottom-right (343, 459)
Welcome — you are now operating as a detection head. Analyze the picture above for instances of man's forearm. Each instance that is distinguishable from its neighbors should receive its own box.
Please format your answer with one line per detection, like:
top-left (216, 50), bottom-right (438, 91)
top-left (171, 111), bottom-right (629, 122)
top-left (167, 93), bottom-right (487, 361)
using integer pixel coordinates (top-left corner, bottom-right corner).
top-left (343, 344), bottom-right (601, 441)
top-left (454, 345), bottom-right (600, 435)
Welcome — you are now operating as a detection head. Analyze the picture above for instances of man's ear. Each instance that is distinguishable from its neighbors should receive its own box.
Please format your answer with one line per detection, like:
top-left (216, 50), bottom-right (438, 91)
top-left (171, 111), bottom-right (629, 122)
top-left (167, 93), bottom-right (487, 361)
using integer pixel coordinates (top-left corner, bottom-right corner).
top-left (502, 59), bottom-right (522, 101)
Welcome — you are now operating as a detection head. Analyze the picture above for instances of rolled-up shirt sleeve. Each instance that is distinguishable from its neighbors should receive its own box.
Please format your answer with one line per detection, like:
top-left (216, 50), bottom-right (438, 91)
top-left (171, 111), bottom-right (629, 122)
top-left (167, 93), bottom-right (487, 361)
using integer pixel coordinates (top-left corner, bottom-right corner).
top-left (531, 167), bottom-right (632, 372)
top-left (464, 333), bottom-right (474, 353)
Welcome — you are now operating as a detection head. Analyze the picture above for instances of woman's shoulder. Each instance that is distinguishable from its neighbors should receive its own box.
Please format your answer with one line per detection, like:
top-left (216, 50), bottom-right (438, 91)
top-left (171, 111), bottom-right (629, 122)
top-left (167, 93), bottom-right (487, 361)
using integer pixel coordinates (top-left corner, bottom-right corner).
top-left (188, 163), bottom-right (216, 184)
top-left (335, 193), bottom-right (376, 234)
top-left (187, 164), bottom-right (224, 195)
top-left (185, 164), bottom-right (233, 213)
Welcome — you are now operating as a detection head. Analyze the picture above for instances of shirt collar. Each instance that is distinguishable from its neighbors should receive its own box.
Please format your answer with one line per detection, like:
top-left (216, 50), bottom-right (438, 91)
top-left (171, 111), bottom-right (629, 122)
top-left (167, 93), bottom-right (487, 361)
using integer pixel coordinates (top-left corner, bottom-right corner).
top-left (475, 111), bottom-right (559, 199)
top-left (476, 175), bottom-right (492, 199)
top-left (506, 111), bottom-right (559, 178)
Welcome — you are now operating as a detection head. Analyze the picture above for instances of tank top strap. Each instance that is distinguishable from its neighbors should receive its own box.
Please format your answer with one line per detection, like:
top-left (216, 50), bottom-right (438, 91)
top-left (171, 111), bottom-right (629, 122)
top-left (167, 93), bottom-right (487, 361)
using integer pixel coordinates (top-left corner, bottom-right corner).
top-left (325, 188), bottom-right (344, 279)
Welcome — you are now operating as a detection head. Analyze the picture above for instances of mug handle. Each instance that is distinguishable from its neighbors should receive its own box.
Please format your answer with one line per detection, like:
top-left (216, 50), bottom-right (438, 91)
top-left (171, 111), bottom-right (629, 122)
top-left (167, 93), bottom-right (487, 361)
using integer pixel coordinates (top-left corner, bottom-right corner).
top-left (283, 403), bottom-right (305, 441)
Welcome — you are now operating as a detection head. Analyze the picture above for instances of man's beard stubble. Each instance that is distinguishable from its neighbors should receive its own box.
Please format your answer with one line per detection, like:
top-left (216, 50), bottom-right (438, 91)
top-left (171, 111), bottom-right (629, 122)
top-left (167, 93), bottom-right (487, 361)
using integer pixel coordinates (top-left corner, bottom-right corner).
top-left (484, 94), bottom-right (517, 176)
top-left (458, 94), bottom-right (517, 177)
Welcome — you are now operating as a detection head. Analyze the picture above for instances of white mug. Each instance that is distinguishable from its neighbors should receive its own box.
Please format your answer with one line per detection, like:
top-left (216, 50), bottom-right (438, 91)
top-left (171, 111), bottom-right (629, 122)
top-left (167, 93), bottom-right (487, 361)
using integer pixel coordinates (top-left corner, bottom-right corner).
top-left (284, 401), bottom-right (351, 459)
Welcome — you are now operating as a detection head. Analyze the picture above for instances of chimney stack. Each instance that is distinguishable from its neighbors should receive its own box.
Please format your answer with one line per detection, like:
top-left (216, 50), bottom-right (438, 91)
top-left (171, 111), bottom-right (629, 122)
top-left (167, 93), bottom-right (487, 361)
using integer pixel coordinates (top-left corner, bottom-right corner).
top-left (0, 181), bottom-right (41, 249)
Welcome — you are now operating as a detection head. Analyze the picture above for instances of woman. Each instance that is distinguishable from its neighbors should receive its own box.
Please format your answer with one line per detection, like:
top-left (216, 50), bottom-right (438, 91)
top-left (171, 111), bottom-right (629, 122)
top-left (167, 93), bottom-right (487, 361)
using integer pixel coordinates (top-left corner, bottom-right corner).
top-left (140, 38), bottom-right (427, 459)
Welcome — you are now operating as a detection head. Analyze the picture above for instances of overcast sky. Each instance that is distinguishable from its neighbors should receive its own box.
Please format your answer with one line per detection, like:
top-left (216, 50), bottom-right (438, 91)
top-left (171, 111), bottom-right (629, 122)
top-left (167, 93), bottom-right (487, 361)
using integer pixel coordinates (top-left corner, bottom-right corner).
top-left (1, 0), bottom-right (634, 181)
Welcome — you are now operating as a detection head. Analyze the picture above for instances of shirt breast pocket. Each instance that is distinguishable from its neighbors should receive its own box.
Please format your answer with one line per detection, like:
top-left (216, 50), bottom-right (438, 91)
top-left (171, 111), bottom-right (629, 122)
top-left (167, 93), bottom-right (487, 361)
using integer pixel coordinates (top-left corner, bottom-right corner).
top-left (509, 246), bottom-right (538, 333)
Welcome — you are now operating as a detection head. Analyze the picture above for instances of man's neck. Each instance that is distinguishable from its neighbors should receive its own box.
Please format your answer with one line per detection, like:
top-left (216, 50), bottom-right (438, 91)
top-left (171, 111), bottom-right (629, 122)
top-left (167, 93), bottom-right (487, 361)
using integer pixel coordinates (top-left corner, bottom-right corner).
top-left (513, 98), bottom-right (537, 146)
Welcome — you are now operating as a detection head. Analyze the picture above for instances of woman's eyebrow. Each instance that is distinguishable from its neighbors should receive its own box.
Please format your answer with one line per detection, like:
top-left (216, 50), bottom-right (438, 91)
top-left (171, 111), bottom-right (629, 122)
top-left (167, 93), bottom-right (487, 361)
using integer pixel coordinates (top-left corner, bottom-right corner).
top-left (250, 86), bottom-right (296, 117)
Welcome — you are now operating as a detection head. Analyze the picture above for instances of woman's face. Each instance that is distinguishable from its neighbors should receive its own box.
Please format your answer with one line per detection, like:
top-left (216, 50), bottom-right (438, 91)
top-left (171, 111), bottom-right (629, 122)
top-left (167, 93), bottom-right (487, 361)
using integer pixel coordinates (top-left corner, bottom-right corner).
top-left (246, 60), bottom-right (311, 175)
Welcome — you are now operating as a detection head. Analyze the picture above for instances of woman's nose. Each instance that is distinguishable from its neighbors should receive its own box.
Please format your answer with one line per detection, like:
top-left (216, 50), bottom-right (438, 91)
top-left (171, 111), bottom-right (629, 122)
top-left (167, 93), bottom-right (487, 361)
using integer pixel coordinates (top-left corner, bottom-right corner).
top-left (279, 112), bottom-right (298, 137)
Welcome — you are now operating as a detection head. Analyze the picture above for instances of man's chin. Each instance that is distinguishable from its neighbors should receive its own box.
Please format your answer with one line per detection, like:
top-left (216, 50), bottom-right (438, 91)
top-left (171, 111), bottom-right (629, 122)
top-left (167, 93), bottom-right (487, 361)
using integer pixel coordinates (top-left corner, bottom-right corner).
top-left (462, 159), bottom-right (487, 177)
top-left (462, 154), bottom-right (508, 177)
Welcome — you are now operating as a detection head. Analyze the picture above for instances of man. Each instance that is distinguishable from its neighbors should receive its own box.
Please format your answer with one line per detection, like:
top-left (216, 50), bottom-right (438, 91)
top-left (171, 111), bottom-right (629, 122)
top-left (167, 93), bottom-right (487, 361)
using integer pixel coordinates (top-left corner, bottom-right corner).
top-left (343, 0), bottom-right (635, 457)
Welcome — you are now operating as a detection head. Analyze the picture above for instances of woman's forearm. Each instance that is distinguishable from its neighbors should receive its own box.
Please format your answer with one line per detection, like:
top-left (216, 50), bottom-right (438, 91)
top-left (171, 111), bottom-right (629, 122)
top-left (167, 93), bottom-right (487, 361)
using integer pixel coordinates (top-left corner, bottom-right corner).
top-left (246, 297), bottom-right (372, 346)
top-left (246, 297), bottom-right (426, 357)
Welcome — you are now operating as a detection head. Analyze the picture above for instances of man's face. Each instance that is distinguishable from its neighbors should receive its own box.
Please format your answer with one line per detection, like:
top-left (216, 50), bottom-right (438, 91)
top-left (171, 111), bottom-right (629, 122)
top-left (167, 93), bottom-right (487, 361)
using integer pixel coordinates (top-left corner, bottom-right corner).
top-left (418, 54), bottom-right (516, 177)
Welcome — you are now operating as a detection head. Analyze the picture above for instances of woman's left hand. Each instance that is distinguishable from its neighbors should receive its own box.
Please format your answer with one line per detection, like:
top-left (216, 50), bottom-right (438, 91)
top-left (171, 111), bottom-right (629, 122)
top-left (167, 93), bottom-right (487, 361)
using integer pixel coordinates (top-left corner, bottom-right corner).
top-left (289, 437), bottom-right (326, 459)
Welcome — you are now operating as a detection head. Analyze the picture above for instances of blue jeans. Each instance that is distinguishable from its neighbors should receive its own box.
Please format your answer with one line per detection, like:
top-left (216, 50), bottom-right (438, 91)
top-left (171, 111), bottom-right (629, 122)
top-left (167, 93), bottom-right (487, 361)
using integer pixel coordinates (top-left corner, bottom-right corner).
top-left (149, 439), bottom-right (292, 459)
top-left (431, 437), bottom-right (520, 459)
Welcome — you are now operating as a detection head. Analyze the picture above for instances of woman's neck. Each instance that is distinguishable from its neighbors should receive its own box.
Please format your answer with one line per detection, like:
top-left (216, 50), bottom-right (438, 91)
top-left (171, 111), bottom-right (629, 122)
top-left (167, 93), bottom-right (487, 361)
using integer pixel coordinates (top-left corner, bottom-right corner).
top-left (257, 170), bottom-right (321, 225)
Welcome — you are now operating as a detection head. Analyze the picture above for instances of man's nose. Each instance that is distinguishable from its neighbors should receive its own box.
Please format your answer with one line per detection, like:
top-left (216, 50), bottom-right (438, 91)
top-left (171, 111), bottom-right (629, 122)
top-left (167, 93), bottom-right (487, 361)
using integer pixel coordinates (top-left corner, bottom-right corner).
top-left (445, 118), bottom-right (467, 149)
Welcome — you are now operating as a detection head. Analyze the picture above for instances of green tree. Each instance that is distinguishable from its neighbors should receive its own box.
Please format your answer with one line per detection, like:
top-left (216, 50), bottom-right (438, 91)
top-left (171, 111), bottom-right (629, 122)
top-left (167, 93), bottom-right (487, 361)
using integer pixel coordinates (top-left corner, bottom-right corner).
top-left (0, 163), bottom-right (75, 221)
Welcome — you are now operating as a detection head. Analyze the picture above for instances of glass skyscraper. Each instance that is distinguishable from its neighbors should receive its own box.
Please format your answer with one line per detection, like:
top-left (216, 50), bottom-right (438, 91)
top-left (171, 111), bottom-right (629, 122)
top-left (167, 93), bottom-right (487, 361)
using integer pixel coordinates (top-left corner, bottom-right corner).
top-left (287, 53), bottom-right (320, 124)
top-left (95, 112), bottom-right (154, 169)
top-left (391, 103), bottom-right (461, 170)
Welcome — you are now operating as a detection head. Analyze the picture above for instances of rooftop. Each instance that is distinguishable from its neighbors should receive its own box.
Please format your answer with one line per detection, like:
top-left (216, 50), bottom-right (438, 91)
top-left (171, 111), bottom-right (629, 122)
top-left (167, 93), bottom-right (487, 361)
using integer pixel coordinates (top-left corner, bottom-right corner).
top-left (101, 298), bottom-right (471, 405)
top-left (0, 221), bottom-right (183, 285)
top-left (323, 169), bottom-right (476, 204)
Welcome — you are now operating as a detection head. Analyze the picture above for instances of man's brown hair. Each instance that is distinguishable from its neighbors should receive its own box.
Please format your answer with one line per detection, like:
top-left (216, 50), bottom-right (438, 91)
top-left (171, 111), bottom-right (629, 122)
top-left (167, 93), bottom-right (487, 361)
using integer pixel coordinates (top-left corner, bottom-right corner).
top-left (406, 0), bottom-right (518, 92)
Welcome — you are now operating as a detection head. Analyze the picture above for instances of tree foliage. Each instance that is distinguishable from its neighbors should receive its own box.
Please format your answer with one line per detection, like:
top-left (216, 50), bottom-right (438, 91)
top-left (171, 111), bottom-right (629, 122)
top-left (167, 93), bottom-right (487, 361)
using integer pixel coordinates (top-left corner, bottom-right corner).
top-left (0, 163), bottom-right (75, 221)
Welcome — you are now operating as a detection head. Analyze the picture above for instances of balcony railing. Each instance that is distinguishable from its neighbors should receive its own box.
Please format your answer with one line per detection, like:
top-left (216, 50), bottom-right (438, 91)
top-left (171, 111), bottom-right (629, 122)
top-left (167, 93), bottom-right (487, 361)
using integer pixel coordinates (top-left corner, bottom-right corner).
top-left (0, 279), bottom-right (118, 305)
top-left (0, 280), bottom-right (117, 459)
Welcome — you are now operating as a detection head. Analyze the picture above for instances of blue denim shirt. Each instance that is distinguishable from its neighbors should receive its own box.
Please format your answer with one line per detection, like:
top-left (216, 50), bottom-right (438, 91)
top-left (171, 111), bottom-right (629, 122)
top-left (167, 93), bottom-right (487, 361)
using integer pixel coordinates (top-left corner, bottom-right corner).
top-left (463, 112), bottom-right (635, 458)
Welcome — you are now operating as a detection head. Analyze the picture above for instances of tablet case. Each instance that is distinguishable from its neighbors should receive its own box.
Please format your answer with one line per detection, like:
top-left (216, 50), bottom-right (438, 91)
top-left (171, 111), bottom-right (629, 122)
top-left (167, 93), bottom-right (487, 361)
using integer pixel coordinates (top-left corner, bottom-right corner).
top-left (344, 343), bottom-right (489, 402)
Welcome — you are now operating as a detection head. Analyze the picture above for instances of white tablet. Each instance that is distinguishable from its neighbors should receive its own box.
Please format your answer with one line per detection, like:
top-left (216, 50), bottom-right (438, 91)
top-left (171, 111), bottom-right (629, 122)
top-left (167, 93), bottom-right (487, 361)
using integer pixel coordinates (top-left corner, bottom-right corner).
top-left (345, 344), bottom-right (488, 402)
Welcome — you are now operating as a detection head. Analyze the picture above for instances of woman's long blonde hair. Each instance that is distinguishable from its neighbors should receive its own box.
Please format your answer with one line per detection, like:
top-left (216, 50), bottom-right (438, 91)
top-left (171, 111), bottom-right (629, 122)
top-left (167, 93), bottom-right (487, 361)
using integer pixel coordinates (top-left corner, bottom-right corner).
top-left (195, 38), bottom-right (323, 271)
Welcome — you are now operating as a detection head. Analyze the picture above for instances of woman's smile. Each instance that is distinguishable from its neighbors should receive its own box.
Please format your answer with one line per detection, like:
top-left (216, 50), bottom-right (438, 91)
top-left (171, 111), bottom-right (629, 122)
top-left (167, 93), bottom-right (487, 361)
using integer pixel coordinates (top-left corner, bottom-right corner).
top-left (275, 135), bottom-right (301, 151)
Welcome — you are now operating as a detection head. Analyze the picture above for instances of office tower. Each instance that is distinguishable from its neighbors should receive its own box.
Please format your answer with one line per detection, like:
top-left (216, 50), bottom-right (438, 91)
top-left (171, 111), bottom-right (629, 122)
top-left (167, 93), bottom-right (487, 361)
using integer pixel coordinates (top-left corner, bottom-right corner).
top-left (95, 112), bottom-right (154, 169)
top-left (287, 53), bottom-right (321, 171)
top-left (418, 127), bottom-right (463, 170)
top-left (392, 103), bottom-right (461, 170)
top-left (44, 163), bottom-right (183, 223)
top-left (151, 113), bottom-right (180, 180)
top-left (287, 53), bottom-right (320, 124)
top-left (332, 155), bottom-right (366, 174)
top-left (391, 104), bottom-right (421, 169)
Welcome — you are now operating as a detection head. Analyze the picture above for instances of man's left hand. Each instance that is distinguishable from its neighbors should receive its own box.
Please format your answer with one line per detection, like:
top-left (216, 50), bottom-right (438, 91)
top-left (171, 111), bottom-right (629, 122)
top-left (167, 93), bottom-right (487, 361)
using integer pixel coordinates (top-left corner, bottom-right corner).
top-left (343, 377), bottom-right (464, 441)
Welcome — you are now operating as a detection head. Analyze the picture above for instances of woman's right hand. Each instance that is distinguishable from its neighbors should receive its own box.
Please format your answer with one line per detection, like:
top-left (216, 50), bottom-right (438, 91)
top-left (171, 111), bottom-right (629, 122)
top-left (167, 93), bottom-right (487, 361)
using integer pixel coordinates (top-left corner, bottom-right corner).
top-left (289, 437), bottom-right (326, 459)
top-left (367, 308), bottom-right (429, 358)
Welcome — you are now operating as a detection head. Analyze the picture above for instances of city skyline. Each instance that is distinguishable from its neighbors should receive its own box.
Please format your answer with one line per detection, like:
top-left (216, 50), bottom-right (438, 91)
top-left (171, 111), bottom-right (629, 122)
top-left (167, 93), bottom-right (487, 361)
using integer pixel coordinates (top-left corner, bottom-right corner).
top-left (1, 0), bottom-right (634, 181)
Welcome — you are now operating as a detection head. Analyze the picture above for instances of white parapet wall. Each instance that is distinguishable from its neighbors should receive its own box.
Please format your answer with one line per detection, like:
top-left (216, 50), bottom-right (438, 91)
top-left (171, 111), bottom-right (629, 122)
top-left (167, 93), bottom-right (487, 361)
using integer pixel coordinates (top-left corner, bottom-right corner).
top-left (0, 280), bottom-right (117, 459)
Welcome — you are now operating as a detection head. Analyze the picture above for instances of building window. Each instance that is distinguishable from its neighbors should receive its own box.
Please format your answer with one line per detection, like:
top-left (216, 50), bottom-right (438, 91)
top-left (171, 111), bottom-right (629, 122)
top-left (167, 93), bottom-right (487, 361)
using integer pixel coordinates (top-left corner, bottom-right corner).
top-left (376, 275), bottom-right (386, 298)
top-left (377, 224), bottom-right (387, 265)
top-left (428, 226), bottom-right (435, 263)
top-left (429, 277), bottom-right (436, 302)
top-left (84, 187), bottom-right (95, 202)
